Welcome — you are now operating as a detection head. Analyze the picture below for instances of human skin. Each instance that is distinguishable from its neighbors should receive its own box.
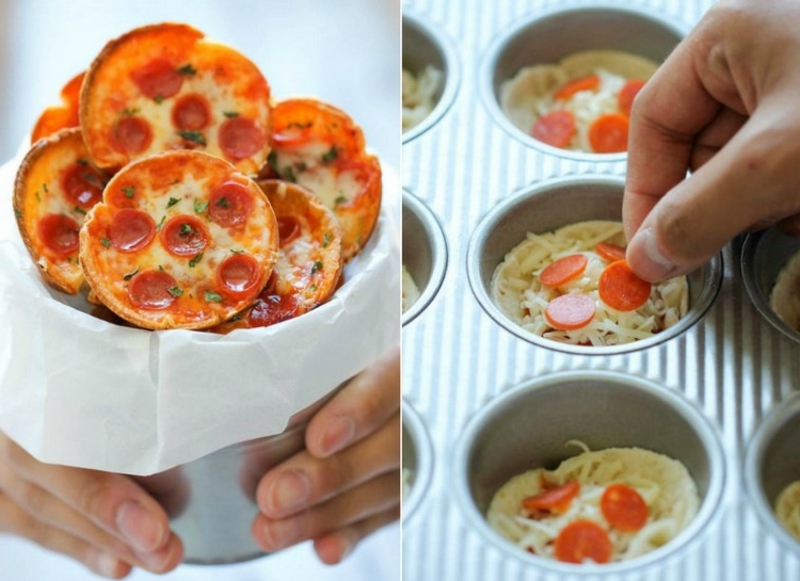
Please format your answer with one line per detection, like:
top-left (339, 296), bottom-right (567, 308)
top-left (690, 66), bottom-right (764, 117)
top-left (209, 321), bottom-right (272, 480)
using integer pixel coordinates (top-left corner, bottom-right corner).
top-left (623, 0), bottom-right (800, 282)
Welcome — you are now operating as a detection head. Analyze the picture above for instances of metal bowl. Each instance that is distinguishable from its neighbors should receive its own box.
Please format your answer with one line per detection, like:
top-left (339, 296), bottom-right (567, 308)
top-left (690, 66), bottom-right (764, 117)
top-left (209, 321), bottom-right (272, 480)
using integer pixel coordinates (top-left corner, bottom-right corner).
top-left (744, 392), bottom-right (800, 556)
top-left (402, 397), bottom-right (434, 529)
top-left (741, 229), bottom-right (800, 345)
top-left (479, 2), bottom-right (687, 161)
top-left (466, 175), bottom-right (722, 355)
top-left (403, 11), bottom-right (460, 143)
top-left (402, 190), bottom-right (448, 325)
top-left (452, 370), bottom-right (726, 574)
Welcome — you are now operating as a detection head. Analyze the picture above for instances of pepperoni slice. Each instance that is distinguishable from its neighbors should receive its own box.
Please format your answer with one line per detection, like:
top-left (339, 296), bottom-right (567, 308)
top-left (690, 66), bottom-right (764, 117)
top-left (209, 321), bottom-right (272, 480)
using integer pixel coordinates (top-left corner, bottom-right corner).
top-left (554, 74), bottom-right (601, 101)
top-left (208, 181), bottom-right (253, 228)
top-left (540, 254), bottom-right (588, 288)
top-left (160, 215), bottom-right (210, 257)
top-left (554, 520), bottom-right (612, 564)
top-left (109, 209), bottom-right (157, 252)
top-left (248, 292), bottom-right (303, 327)
top-left (131, 58), bottom-right (183, 101)
top-left (595, 242), bottom-right (627, 262)
top-left (113, 116), bottom-right (153, 155)
top-left (218, 253), bottom-right (261, 297)
top-left (600, 484), bottom-right (649, 532)
top-left (545, 294), bottom-right (596, 331)
top-left (618, 79), bottom-right (646, 116)
top-left (531, 110), bottom-right (576, 149)
top-left (589, 113), bottom-right (629, 154)
top-left (277, 216), bottom-right (301, 246)
top-left (598, 260), bottom-right (652, 311)
top-left (38, 214), bottom-right (80, 256)
top-left (522, 481), bottom-right (580, 514)
top-left (172, 94), bottom-right (210, 131)
top-left (62, 163), bottom-right (104, 208)
top-left (218, 117), bottom-right (265, 161)
top-left (127, 270), bottom-right (179, 310)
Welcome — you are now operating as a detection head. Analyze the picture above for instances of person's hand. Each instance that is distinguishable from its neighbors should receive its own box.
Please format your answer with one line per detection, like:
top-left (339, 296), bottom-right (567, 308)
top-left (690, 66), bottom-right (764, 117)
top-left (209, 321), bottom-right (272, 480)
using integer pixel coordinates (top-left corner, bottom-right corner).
top-left (251, 347), bottom-right (400, 564)
top-left (0, 432), bottom-right (183, 578)
top-left (623, 0), bottom-right (800, 282)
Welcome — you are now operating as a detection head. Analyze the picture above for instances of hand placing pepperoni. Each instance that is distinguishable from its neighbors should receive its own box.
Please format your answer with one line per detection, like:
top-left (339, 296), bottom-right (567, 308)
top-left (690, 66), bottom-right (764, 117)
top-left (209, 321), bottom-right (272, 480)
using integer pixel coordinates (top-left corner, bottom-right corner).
top-left (554, 520), bottom-right (612, 564)
top-left (600, 484), bottom-right (648, 532)
top-left (539, 254), bottom-right (588, 288)
top-left (598, 260), bottom-right (652, 312)
top-left (589, 113), bottom-right (629, 153)
top-left (531, 110), bottom-right (576, 149)
top-left (522, 481), bottom-right (580, 515)
top-left (595, 242), bottom-right (627, 263)
top-left (544, 294), bottom-right (596, 331)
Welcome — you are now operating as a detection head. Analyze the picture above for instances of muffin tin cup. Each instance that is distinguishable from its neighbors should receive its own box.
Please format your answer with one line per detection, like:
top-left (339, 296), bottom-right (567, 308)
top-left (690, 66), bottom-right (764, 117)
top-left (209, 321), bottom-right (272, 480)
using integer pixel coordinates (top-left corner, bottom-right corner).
top-left (479, 2), bottom-right (688, 161)
top-left (402, 397), bottom-right (435, 529)
top-left (466, 175), bottom-right (722, 355)
top-left (403, 11), bottom-right (461, 143)
top-left (402, 190), bottom-right (448, 325)
top-left (452, 370), bottom-right (726, 575)
top-left (744, 392), bottom-right (800, 557)
top-left (741, 229), bottom-right (800, 345)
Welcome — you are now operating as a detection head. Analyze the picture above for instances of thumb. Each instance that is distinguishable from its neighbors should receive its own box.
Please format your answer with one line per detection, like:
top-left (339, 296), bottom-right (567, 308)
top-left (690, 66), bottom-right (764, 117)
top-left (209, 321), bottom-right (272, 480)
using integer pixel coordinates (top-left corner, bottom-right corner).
top-left (626, 108), bottom-right (800, 282)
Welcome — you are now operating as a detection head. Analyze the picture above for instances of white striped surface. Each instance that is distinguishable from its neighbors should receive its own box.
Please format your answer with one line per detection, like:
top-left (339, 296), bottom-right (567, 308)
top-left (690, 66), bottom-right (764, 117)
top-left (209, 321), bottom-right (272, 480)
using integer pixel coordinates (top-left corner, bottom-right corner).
top-left (401, 1), bottom-right (800, 580)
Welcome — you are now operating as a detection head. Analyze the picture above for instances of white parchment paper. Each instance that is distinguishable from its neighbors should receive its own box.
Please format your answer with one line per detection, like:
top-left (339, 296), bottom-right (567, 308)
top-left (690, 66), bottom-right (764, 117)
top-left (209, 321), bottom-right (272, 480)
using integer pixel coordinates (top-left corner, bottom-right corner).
top-left (0, 147), bottom-right (400, 475)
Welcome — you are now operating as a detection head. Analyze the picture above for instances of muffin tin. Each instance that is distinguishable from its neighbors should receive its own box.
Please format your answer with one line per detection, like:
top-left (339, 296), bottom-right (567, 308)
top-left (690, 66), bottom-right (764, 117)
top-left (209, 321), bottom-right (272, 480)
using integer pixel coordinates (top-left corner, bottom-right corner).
top-left (402, 1), bottom-right (800, 580)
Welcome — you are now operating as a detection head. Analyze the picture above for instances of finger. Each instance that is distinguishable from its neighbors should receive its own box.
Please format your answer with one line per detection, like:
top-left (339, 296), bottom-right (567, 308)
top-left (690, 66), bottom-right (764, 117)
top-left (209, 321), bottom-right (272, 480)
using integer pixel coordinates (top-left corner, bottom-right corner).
top-left (3, 438), bottom-right (173, 556)
top-left (0, 492), bottom-right (131, 579)
top-left (305, 346), bottom-right (400, 458)
top-left (312, 507), bottom-right (400, 565)
top-left (251, 470), bottom-right (400, 553)
top-left (778, 214), bottom-right (800, 238)
top-left (257, 413), bottom-right (399, 519)
top-left (627, 106), bottom-right (800, 281)
top-left (689, 106), bottom-right (748, 171)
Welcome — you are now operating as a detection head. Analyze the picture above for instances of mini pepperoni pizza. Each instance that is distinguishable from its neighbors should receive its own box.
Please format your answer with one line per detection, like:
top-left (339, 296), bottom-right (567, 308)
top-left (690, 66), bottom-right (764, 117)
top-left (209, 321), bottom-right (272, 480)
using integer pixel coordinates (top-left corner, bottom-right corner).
top-left (81, 23), bottom-right (271, 175)
top-left (79, 150), bottom-right (278, 330)
top-left (211, 180), bottom-right (342, 333)
top-left (31, 72), bottom-right (85, 144)
top-left (265, 98), bottom-right (381, 262)
top-left (13, 127), bottom-right (109, 294)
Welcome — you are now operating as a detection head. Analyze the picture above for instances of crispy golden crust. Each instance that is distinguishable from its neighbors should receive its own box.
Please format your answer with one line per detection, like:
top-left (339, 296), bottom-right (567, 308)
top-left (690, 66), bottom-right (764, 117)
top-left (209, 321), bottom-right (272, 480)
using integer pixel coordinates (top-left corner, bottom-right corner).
top-left (81, 23), bottom-right (271, 175)
top-left (266, 98), bottom-right (382, 261)
top-left (31, 71), bottom-right (84, 144)
top-left (13, 127), bottom-right (108, 294)
top-left (79, 150), bottom-right (278, 330)
top-left (210, 179), bottom-right (343, 333)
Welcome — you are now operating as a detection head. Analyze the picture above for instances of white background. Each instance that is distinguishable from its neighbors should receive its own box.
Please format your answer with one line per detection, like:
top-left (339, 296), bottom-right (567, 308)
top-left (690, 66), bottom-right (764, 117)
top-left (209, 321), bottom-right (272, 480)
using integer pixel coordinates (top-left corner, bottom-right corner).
top-left (0, 0), bottom-right (401, 579)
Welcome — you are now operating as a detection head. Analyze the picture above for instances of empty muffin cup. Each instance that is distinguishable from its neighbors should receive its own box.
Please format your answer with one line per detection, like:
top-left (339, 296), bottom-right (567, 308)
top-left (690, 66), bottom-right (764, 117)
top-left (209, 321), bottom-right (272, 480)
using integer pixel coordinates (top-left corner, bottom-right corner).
top-left (479, 2), bottom-right (686, 160)
top-left (466, 175), bottom-right (722, 355)
top-left (402, 397), bottom-right (435, 528)
top-left (403, 190), bottom-right (448, 325)
top-left (741, 229), bottom-right (800, 345)
top-left (403, 11), bottom-right (460, 142)
top-left (744, 392), bottom-right (800, 555)
top-left (452, 370), bottom-right (725, 574)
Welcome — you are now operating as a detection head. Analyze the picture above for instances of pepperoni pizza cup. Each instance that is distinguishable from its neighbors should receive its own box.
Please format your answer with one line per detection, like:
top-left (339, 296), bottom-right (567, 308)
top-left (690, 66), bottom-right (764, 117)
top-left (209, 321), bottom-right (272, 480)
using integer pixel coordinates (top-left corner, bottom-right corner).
top-left (265, 98), bottom-right (381, 261)
top-left (79, 150), bottom-right (278, 330)
top-left (13, 127), bottom-right (109, 294)
top-left (81, 23), bottom-right (271, 175)
top-left (31, 72), bottom-right (85, 144)
top-left (211, 180), bottom-right (342, 332)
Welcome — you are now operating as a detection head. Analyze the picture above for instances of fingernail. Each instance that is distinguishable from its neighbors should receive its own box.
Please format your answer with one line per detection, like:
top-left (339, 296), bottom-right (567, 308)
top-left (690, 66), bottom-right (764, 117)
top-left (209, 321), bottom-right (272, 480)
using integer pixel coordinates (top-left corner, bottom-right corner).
top-left (95, 552), bottom-right (120, 578)
top-left (269, 470), bottom-right (310, 514)
top-left (116, 500), bottom-right (163, 553)
top-left (627, 227), bottom-right (679, 282)
top-left (137, 545), bottom-right (172, 572)
top-left (319, 416), bottom-right (356, 456)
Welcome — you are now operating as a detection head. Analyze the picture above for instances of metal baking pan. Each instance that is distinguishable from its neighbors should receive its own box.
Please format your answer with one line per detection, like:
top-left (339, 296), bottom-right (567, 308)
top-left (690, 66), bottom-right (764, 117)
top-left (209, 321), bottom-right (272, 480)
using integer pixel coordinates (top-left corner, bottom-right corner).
top-left (401, 1), bottom-right (800, 580)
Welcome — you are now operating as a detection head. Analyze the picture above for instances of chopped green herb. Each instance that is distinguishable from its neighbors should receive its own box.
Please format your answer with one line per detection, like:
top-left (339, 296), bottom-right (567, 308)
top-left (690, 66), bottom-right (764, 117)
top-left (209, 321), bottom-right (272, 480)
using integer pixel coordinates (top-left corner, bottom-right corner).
top-left (76, 158), bottom-right (88, 166)
top-left (311, 260), bottom-right (323, 275)
top-left (284, 166), bottom-right (297, 183)
top-left (168, 286), bottom-right (184, 298)
top-left (288, 121), bottom-right (312, 130)
top-left (176, 63), bottom-right (197, 76)
top-left (204, 290), bottom-right (222, 303)
top-left (230, 249), bottom-right (244, 254)
top-left (194, 199), bottom-right (209, 213)
top-left (84, 173), bottom-right (100, 185)
top-left (296, 162), bottom-right (307, 173)
top-left (334, 195), bottom-right (347, 208)
top-left (310, 284), bottom-right (317, 292)
top-left (123, 107), bottom-right (139, 117)
top-left (154, 94), bottom-right (164, 104)
top-left (158, 264), bottom-right (165, 272)
top-left (267, 151), bottom-right (278, 173)
top-left (123, 266), bottom-right (140, 281)
top-left (179, 223), bottom-right (194, 236)
top-left (167, 197), bottom-right (180, 208)
top-left (13, 208), bottom-right (22, 219)
top-left (177, 130), bottom-right (207, 145)
top-left (157, 215), bottom-right (166, 231)
top-left (322, 146), bottom-right (338, 163)
top-left (100, 238), bottom-right (111, 248)
top-left (35, 191), bottom-right (41, 202)
top-left (230, 314), bottom-right (242, 322)
top-left (122, 186), bottom-right (135, 199)
top-left (42, 183), bottom-right (49, 193)
top-left (188, 252), bottom-right (204, 267)
top-left (322, 232), bottom-right (332, 248)
top-left (223, 111), bottom-right (239, 118)
top-left (74, 206), bottom-right (87, 215)
top-left (215, 197), bottom-right (229, 208)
